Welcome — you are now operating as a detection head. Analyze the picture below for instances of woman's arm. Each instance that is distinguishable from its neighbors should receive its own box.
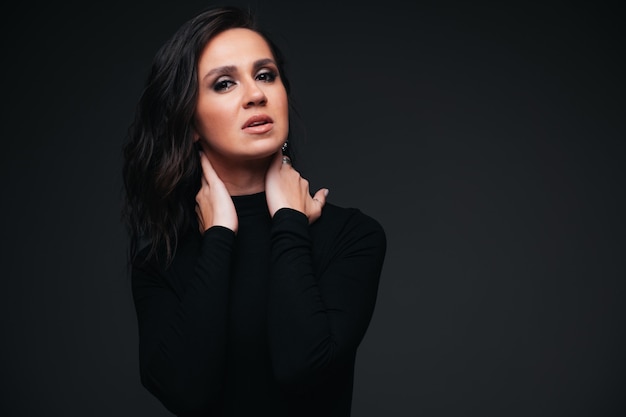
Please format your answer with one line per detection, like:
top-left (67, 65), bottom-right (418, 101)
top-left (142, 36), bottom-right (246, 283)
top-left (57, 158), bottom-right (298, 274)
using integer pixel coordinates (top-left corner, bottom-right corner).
top-left (267, 207), bottom-right (386, 384)
top-left (132, 226), bottom-right (234, 414)
top-left (132, 151), bottom-right (239, 414)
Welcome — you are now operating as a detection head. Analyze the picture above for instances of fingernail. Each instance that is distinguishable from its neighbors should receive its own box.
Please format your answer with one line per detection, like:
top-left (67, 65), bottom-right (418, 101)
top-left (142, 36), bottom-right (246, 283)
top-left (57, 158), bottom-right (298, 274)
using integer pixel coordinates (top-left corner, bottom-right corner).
top-left (324, 189), bottom-right (329, 197)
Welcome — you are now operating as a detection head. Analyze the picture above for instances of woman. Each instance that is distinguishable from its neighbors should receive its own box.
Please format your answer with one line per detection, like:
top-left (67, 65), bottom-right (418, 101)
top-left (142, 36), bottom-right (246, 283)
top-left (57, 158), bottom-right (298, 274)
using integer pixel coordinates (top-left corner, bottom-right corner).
top-left (122, 6), bottom-right (386, 416)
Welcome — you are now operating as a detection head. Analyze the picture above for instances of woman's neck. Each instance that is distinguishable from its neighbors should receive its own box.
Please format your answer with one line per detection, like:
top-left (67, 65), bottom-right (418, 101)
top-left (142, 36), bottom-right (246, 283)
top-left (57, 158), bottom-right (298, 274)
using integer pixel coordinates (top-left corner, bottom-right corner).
top-left (209, 155), bottom-right (271, 196)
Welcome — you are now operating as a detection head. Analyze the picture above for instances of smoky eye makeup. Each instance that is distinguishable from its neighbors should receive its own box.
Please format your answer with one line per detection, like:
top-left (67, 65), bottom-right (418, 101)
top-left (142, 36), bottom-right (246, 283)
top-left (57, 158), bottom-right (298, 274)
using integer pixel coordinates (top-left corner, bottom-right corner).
top-left (202, 65), bottom-right (236, 91)
top-left (202, 60), bottom-right (280, 92)
top-left (212, 76), bottom-right (236, 92)
top-left (256, 68), bottom-right (278, 83)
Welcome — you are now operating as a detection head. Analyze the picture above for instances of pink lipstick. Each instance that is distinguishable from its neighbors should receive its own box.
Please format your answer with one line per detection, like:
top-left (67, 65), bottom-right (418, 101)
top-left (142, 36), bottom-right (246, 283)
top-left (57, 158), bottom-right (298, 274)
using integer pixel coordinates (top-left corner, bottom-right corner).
top-left (242, 114), bottom-right (273, 134)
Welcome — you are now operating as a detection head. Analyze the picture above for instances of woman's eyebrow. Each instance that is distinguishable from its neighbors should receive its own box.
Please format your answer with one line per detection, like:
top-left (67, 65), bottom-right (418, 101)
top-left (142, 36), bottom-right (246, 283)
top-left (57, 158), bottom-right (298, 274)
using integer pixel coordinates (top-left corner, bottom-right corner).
top-left (202, 65), bottom-right (236, 81)
top-left (253, 58), bottom-right (276, 71)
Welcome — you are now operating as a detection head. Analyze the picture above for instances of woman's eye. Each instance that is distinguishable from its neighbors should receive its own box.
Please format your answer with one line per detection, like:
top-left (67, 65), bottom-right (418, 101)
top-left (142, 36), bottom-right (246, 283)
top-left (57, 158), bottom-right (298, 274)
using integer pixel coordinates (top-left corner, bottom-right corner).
top-left (213, 78), bottom-right (236, 92)
top-left (256, 70), bottom-right (277, 83)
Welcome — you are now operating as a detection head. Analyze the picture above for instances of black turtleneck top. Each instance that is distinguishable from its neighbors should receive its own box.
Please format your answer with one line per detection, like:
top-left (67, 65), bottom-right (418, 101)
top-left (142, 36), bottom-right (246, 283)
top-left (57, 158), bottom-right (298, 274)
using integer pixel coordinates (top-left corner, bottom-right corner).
top-left (131, 192), bottom-right (386, 416)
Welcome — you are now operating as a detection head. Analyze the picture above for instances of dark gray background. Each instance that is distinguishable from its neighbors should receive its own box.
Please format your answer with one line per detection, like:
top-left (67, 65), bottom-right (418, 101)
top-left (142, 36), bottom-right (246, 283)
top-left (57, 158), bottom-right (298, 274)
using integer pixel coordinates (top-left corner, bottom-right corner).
top-left (1, 1), bottom-right (624, 416)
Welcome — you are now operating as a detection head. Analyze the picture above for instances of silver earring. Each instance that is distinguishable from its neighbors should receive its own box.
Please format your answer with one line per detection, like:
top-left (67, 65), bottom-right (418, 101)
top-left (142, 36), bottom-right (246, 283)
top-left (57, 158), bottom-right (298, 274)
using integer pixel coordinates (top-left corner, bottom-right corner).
top-left (281, 141), bottom-right (288, 153)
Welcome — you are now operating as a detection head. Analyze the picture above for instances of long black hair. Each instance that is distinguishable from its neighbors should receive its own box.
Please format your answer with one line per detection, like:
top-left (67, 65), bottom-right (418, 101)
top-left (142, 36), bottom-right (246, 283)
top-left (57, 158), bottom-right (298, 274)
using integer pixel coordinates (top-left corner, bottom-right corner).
top-left (122, 6), bottom-right (292, 265)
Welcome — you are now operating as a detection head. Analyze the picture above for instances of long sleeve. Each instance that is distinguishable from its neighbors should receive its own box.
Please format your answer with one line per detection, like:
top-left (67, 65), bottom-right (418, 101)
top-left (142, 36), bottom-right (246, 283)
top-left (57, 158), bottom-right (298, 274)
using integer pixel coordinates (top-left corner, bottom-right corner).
top-left (131, 226), bottom-right (235, 414)
top-left (267, 207), bottom-right (387, 384)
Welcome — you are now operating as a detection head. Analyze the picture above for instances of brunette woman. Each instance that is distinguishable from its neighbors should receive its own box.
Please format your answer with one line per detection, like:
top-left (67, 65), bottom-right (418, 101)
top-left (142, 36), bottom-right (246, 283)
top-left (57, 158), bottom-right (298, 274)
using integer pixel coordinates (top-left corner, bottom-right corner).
top-left (123, 6), bottom-right (386, 416)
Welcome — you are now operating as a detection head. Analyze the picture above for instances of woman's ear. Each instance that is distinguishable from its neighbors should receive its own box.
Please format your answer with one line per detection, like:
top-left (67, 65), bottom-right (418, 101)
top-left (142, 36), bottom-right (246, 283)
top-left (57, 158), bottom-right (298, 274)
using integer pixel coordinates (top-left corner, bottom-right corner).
top-left (191, 119), bottom-right (200, 142)
top-left (193, 133), bottom-right (204, 152)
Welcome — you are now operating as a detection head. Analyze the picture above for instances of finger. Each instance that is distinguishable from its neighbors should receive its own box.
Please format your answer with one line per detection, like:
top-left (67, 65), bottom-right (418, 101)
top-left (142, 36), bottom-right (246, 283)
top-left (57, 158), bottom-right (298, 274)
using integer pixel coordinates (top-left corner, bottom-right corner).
top-left (270, 151), bottom-right (292, 176)
top-left (273, 150), bottom-right (292, 170)
top-left (198, 158), bottom-right (209, 188)
top-left (194, 204), bottom-right (205, 233)
top-left (199, 150), bottom-right (219, 181)
top-left (266, 151), bottom-right (279, 175)
top-left (312, 188), bottom-right (329, 208)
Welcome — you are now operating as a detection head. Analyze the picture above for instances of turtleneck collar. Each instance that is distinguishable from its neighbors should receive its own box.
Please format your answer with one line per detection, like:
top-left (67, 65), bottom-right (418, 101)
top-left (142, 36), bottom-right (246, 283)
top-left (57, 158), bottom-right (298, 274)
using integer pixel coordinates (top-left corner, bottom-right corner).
top-left (231, 191), bottom-right (269, 218)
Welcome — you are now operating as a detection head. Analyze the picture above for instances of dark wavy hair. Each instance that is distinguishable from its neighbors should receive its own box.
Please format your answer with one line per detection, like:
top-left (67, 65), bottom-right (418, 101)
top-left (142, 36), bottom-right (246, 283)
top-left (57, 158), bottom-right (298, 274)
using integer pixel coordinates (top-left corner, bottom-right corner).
top-left (122, 6), bottom-right (293, 264)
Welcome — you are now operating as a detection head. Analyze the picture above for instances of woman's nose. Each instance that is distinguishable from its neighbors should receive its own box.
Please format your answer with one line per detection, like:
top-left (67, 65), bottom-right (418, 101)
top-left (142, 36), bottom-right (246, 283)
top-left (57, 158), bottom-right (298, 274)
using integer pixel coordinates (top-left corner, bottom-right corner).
top-left (243, 80), bottom-right (267, 108)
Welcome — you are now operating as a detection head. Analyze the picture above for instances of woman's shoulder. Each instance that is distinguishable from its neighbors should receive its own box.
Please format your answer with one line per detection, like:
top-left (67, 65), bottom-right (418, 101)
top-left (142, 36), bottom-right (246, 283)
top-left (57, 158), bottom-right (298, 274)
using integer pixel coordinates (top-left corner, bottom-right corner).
top-left (313, 202), bottom-right (386, 246)
top-left (308, 203), bottom-right (386, 275)
top-left (322, 202), bottom-right (384, 227)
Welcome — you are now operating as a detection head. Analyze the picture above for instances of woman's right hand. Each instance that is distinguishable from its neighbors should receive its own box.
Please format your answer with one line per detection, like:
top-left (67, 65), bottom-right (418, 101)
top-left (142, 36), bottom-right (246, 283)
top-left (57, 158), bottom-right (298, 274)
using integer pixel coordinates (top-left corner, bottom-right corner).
top-left (195, 150), bottom-right (238, 234)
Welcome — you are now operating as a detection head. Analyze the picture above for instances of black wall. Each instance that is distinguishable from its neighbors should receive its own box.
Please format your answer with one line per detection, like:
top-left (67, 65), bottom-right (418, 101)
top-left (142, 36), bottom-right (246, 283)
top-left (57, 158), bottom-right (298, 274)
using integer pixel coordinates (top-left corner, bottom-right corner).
top-left (1, 1), bottom-right (624, 416)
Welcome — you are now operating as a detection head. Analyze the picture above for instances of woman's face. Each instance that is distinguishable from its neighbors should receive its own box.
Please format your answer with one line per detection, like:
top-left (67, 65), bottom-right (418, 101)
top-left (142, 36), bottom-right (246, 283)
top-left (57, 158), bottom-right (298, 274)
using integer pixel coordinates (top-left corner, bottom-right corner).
top-left (194, 28), bottom-right (289, 163)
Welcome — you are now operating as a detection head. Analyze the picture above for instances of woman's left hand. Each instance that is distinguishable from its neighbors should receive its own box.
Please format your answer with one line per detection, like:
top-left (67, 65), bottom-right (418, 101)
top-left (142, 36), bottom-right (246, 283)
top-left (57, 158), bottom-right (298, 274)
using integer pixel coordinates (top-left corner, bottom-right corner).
top-left (265, 151), bottom-right (328, 223)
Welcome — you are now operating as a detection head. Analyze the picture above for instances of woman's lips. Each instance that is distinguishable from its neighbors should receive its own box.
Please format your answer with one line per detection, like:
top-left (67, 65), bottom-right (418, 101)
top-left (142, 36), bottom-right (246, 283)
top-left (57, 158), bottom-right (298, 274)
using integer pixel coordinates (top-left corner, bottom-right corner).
top-left (242, 115), bottom-right (273, 134)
